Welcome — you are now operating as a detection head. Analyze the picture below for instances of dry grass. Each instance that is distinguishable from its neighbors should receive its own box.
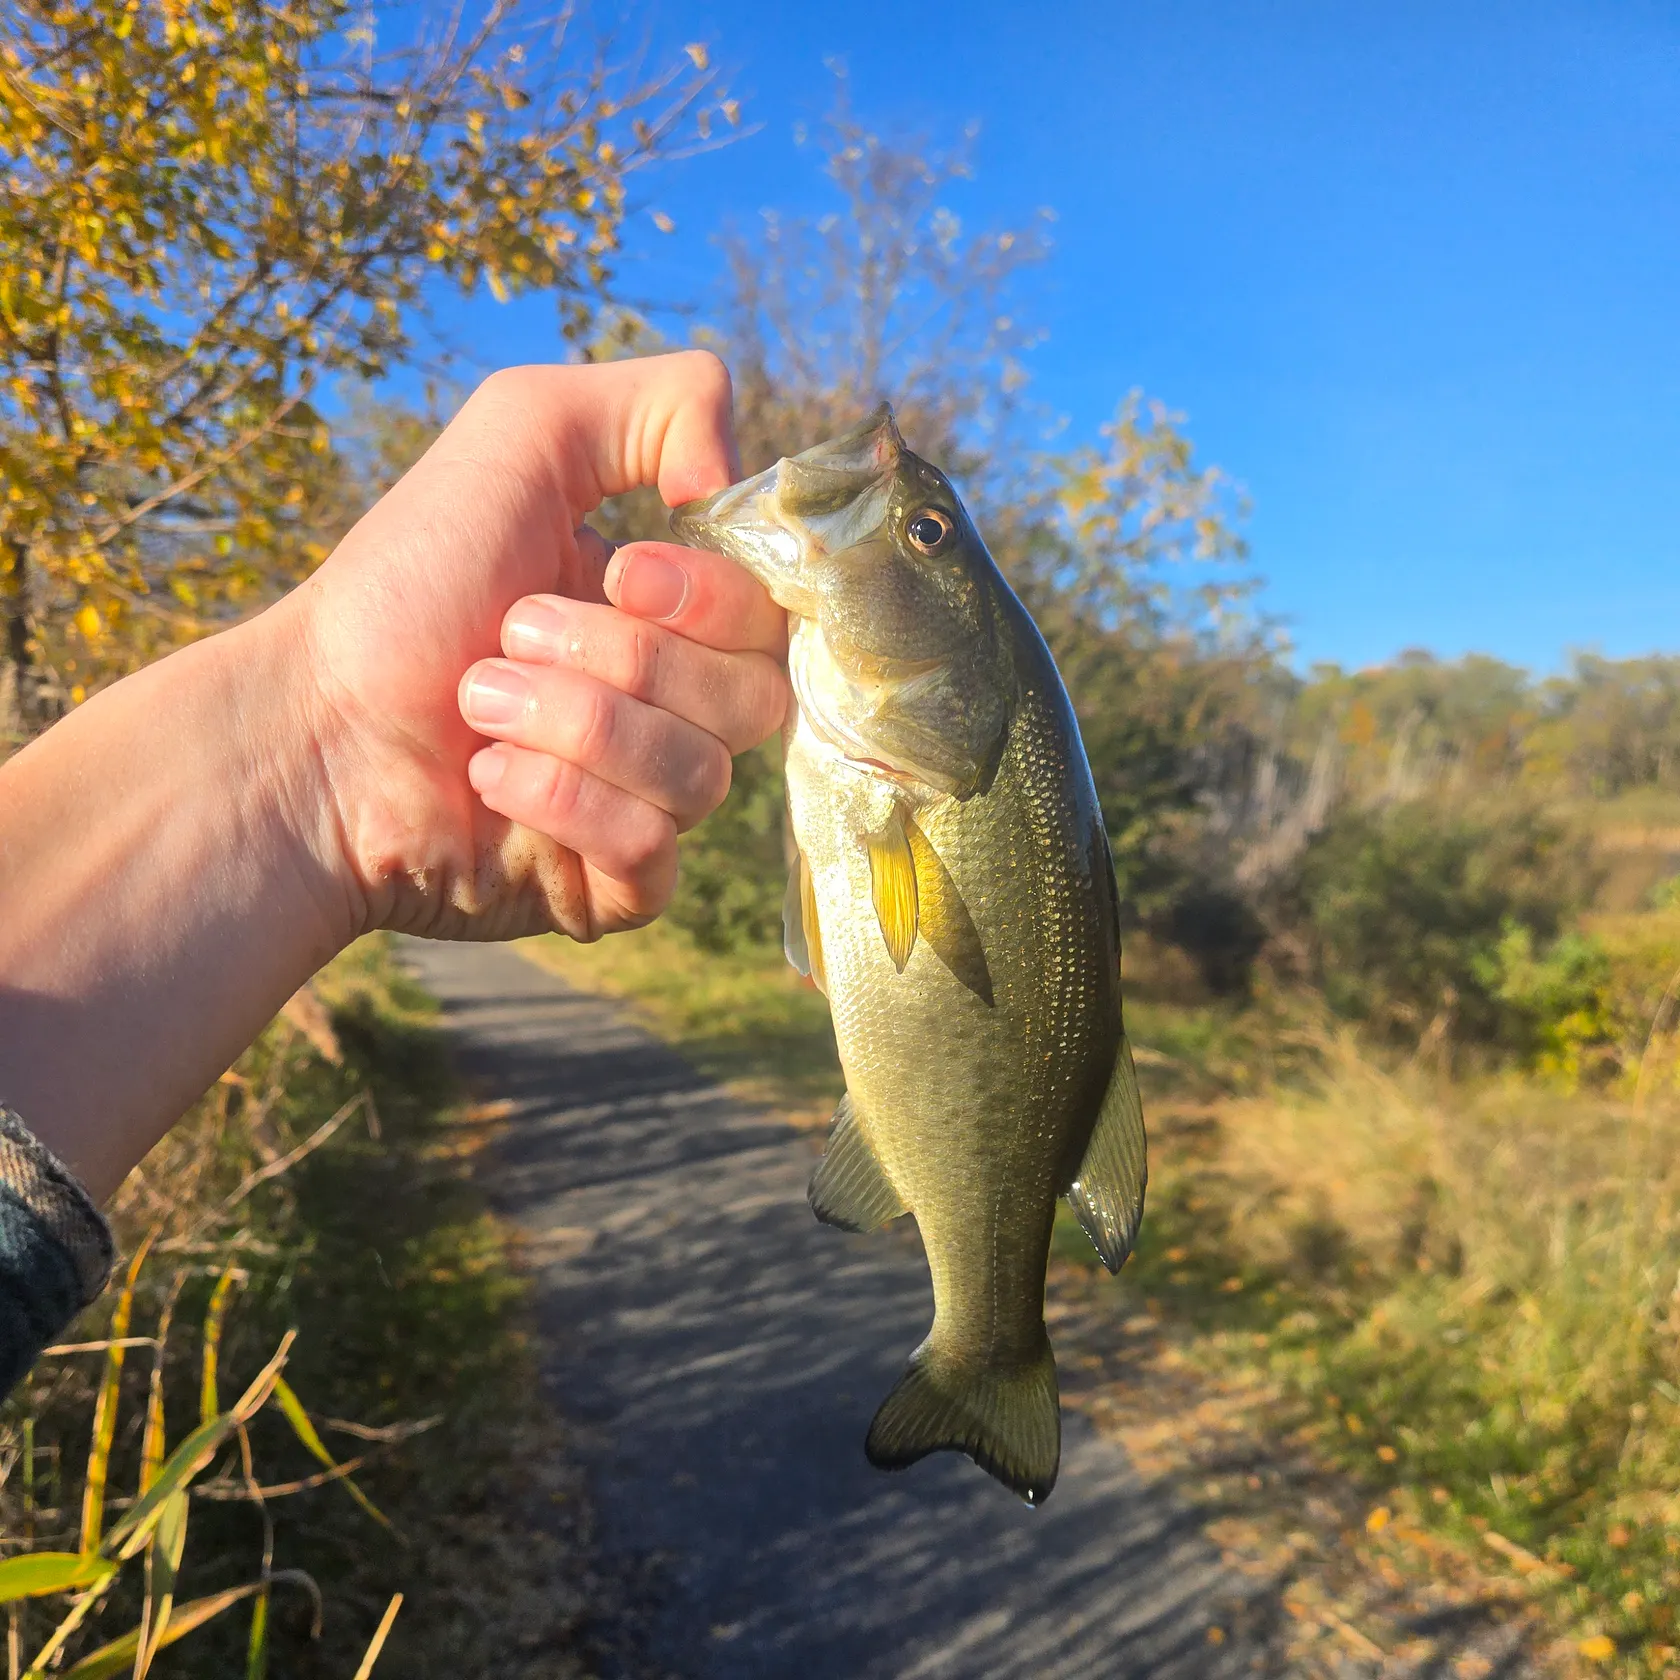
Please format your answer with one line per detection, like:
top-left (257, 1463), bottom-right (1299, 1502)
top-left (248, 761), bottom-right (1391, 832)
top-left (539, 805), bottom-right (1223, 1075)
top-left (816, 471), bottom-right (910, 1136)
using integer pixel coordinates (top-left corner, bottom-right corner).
top-left (1113, 1017), bottom-right (1680, 1674)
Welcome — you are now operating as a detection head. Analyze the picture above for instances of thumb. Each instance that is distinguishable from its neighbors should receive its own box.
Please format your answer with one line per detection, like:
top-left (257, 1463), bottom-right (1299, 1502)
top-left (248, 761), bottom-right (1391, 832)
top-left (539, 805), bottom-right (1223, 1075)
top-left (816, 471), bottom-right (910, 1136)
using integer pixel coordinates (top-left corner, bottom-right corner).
top-left (472, 352), bottom-right (741, 513)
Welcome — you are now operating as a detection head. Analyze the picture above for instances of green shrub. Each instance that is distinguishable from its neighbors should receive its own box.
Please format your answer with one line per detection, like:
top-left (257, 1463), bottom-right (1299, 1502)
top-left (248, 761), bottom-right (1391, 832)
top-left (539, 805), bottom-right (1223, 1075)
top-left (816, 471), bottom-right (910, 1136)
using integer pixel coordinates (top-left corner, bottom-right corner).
top-left (1300, 797), bottom-right (1594, 1046)
top-left (666, 741), bottom-right (787, 953)
top-left (1481, 922), bottom-right (1620, 1084)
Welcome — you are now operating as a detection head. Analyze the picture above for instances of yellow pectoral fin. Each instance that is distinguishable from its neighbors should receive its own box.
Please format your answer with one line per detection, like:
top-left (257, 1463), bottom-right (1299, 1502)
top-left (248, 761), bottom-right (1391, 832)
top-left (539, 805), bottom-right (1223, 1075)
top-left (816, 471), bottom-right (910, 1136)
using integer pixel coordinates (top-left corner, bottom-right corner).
top-left (783, 849), bottom-right (830, 996)
top-left (864, 807), bottom-right (919, 972)
top-left (903, 814), bottom-right (994, 1006)
top-left (782, 857), bottom-right (811, 978)
top-left (800, 851), bottom-right (828, 995)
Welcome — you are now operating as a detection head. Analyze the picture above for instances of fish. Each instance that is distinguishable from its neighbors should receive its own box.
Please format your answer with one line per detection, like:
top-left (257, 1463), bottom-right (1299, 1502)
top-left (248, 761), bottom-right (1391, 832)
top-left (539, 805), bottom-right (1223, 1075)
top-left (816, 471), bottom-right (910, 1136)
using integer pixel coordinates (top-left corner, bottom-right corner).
top-left (672, 405), bottom-right (1144, 1505)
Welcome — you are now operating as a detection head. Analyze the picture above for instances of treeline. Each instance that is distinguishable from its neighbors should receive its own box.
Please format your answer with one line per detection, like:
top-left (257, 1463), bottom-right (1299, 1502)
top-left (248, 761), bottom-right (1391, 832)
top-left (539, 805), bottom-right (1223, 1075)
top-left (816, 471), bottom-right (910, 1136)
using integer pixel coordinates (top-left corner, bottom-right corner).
top-left (1292, 650), bottom-right (1680, 806)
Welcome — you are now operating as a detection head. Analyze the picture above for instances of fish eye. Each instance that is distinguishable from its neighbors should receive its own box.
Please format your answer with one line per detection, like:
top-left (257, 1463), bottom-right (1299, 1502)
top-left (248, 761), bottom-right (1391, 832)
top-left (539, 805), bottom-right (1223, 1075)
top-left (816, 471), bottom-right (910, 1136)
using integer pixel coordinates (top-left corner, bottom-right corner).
top-left (906, 510), bottom-right (952, 554)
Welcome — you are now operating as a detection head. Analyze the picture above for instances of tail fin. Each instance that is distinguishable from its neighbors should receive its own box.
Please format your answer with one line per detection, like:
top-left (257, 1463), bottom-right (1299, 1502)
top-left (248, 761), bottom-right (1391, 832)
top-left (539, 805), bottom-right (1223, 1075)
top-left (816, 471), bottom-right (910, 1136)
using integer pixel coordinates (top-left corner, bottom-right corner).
top-left (865, 1335), bottom-right (1060, 1505)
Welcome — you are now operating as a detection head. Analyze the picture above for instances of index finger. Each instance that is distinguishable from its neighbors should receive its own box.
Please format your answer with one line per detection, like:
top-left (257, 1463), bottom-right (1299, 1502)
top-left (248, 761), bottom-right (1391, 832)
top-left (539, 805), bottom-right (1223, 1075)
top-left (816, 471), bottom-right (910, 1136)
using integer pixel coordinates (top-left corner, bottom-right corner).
top-left (605, 542), bottom-right (788, 658)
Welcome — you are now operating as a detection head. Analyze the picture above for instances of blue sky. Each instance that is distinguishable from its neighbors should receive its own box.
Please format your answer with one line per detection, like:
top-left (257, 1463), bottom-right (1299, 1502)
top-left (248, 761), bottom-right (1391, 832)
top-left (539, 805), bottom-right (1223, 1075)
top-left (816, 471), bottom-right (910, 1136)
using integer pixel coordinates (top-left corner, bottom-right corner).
top-left (435, 0), bottom-right (1680, 674)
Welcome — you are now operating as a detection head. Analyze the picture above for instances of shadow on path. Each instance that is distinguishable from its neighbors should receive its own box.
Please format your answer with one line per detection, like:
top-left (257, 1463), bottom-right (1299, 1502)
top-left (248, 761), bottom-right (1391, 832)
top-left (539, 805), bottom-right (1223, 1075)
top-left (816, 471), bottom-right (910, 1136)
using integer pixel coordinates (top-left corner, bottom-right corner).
top-left (398, 939), bottom-right (1537, 1680)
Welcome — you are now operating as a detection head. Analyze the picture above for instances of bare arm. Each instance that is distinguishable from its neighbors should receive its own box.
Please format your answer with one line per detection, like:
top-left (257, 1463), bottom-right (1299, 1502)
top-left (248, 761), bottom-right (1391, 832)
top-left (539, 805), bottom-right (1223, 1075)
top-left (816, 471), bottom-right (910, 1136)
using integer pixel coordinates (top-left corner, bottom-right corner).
top-left (0, 353), bottom-right (787, 1201)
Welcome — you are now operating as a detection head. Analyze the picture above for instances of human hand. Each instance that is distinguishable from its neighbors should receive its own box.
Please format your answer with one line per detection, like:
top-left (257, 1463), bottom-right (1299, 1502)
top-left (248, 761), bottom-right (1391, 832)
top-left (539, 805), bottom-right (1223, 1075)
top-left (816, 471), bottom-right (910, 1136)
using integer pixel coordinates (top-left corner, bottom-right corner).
top-left (287, 353), bottom-right (788, 944)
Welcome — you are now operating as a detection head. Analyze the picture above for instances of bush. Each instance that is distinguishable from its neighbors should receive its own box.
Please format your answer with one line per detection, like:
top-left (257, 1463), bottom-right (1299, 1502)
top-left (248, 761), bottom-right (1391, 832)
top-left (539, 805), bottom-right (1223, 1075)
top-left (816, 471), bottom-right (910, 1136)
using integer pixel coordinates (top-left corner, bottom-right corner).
top-left (1300, 796), bottom-right (1595, 1046)
top-left (1481, 922), bottom-right (1621, 1084)
top-left (666, 741), bottom-right (787, 953)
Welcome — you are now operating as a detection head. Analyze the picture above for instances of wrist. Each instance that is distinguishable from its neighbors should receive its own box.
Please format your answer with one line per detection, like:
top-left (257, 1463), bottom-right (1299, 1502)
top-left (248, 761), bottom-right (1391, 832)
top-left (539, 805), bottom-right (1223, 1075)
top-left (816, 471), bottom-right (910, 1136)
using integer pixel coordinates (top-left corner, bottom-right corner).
top-left (214, 593), bottom-right (372, 956)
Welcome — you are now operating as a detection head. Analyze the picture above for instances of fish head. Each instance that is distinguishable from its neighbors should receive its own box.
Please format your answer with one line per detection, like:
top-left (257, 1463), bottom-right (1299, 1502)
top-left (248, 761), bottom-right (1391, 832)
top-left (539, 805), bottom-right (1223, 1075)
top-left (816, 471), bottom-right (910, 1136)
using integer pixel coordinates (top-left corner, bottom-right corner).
top-left (673, 405), bottom-right (1013, 798)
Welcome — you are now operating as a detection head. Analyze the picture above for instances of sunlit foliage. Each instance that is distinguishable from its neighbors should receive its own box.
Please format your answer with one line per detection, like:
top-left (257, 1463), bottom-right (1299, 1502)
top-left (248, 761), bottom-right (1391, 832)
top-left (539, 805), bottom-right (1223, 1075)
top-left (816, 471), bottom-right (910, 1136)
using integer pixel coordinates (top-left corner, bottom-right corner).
top-left (0, 0), bottom-right (736, 728)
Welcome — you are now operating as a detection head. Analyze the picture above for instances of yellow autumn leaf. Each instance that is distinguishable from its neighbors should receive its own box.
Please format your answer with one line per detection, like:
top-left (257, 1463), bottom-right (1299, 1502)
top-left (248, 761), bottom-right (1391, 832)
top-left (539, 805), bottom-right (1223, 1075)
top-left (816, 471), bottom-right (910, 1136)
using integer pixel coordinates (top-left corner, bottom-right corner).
top-left (1578, 1635), bottom-right (1615, 1662)
top-left (1365, 1506), bottom-right (1391, 1533)
top-left (75, 602), bottom-right (101, 640)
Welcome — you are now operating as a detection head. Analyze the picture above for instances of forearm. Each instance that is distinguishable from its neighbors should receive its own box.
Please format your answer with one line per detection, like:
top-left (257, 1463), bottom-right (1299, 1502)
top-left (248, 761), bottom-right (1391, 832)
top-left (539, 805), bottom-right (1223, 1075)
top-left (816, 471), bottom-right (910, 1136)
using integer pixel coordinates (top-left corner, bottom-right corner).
top-left (0, 597), bottom-right (355, 1202)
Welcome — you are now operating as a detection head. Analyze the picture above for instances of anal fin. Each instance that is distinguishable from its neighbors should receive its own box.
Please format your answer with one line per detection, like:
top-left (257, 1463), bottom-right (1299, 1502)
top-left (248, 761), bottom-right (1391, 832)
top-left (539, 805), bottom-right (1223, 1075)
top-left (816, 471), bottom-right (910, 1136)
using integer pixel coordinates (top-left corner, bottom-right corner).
top-left (904, 813), bottom-right (993, 1006)
top-left (1067, 1033), bottom-right (1147, 1273)
top-left (809, 1093), bottom-right (906, 1232)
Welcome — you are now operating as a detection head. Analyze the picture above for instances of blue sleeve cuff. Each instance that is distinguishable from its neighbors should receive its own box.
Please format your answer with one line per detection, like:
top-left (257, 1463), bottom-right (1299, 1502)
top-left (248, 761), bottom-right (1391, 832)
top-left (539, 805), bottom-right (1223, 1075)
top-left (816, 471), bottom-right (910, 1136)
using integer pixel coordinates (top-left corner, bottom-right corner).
top-left (0, 1106), bottom-right (114, 1399)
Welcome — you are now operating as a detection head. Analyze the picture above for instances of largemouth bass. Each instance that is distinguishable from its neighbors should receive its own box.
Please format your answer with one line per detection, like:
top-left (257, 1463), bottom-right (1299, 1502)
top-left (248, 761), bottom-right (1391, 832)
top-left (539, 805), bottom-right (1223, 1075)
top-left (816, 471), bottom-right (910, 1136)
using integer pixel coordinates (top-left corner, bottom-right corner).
top-left (673, 406), bottom-right (1145, 1504)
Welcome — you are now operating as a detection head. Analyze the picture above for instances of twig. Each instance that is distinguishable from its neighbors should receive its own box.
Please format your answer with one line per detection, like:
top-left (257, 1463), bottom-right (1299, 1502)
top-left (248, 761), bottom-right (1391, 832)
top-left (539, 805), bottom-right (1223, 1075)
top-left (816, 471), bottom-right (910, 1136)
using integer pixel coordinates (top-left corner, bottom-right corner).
top-left (320, 1414), bottom-right (443, 1444)
top-left (1632, 955), bottom-right (1680, 1114)
top-left (1482, 1528), bottom-right (1567, 1582)
top-left (193, 1455), bottom-right (372, 1502)
top-left (39, 1337), bottom-right (158, 1357)
top-left (210, 1094), bottom-right (368, 1222)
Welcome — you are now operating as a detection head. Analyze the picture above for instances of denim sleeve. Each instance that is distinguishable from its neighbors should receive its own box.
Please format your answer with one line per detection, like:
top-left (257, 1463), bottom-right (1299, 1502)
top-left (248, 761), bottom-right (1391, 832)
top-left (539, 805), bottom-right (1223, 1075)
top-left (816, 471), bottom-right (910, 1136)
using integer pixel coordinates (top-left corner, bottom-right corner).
top-left (0, 1106), bottom-right (114, 1400)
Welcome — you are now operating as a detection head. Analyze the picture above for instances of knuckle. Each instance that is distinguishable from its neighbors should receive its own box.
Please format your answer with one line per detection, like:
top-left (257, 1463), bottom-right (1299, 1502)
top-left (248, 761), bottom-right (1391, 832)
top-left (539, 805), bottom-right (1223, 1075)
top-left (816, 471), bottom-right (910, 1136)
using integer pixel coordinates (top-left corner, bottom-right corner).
top-left (746, 659), bottom-right (791, 745)
top-left (534, 757), bottom-right (586, 830)
top-left (693, 737), bottom-right (733, 813)
top-left (677, 347), bottom-right (731, 401)
top-left (471, 365), bottom-right (525, 410)
top-left (620, 810), bottom-right (676, 875)
top-left (620, 621), bottom-right (664, 701)
top-left (614, 848), bottom-right (678, 928)
top-left (571, 681), bottom-right (619, 767)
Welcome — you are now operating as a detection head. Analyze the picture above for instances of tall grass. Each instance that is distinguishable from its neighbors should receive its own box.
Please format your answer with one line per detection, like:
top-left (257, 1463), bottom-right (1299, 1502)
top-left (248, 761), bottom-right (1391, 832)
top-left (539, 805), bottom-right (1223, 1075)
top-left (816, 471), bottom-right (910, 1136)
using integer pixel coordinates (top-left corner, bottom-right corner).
top-left (0, 937), bottom-right (590, 1678)
top-left (517, 926), bottom-right (844, 1118)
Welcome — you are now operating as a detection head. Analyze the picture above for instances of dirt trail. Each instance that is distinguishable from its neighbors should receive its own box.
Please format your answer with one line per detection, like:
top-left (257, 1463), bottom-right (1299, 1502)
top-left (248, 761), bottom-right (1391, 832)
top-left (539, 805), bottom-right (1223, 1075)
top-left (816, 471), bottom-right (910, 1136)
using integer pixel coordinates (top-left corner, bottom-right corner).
top-left (399, 937), bottom-right (1547, 1680)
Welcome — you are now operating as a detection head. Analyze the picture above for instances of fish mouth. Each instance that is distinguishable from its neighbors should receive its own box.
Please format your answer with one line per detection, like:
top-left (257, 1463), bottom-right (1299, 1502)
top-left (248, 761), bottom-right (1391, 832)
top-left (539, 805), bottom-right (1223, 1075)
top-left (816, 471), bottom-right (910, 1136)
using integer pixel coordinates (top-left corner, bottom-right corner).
top-left (670, 404), bottom-right (903, 610)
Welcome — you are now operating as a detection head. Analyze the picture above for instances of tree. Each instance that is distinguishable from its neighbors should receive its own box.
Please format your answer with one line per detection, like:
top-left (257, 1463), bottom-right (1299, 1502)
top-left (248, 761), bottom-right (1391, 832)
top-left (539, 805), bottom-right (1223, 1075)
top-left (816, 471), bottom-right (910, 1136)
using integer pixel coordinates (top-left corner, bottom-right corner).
top-left (641, 96), bottom-right (1262, 954)
top-left (0, 0), bottom-right (738, 733)
top-left (1530, 653), bottom-right (1680, 797)
top-left (714, 90), bottom-right (1052, 480)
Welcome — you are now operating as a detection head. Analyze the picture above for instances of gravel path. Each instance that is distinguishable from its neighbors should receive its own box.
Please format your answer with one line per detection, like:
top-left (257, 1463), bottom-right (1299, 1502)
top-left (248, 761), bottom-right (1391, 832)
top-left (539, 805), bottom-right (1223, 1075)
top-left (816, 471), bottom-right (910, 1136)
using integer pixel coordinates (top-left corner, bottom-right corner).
top-left (397, 937), bottom-right (1281, 1680)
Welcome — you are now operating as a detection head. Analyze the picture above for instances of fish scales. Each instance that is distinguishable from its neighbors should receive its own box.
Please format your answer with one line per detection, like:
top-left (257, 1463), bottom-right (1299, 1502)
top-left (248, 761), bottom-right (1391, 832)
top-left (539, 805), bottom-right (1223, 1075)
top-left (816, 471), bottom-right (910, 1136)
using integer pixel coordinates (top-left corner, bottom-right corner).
top-left (674, 405), bottom-right (1146, 1504)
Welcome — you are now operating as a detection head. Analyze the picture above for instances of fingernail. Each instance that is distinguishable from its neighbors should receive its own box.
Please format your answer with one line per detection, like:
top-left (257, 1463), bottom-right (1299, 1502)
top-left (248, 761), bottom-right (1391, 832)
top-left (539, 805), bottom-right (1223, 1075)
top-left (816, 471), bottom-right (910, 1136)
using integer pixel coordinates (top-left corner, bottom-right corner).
top-left (504, 601), bottom-right (565, 661)
top-left (469, 748), bottom-right (507, 794)
top-left (463, 663), bottom-right (530, 726)
top-left (613, 552), bottom-right (688, 620)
